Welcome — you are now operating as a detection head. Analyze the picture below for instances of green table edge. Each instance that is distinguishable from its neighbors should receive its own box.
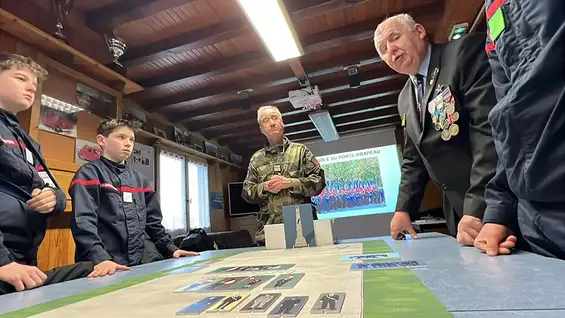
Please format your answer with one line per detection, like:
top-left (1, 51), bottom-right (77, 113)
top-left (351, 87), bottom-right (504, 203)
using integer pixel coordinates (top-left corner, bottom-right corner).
top-left (0, 252), bottom-right (241, 318)
top-left (362, 240), bottom-right (453, 317)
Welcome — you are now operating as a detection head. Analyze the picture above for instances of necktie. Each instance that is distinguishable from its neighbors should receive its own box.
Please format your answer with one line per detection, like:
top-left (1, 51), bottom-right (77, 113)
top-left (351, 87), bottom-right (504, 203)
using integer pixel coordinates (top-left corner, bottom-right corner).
top-left (415, 74), bottom-right (425, 124)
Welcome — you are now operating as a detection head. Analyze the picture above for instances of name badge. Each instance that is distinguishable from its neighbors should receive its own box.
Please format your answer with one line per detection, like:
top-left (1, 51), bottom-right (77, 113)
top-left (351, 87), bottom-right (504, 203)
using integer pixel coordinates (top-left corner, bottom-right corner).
top-left (38, 171), bottom-right (55, 187)
top-left (273, 164), bottom-right (281, 173)
top-left (25, 148), bottom-right (34, 164)
top-left (123, 192), bottom-right (133, 203)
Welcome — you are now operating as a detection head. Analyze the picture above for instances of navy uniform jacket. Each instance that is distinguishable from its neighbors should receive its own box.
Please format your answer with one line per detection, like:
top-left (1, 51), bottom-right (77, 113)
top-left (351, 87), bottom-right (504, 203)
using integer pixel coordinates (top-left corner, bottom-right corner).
top-left (0, 109), bottom-right (66, 266)
top-left (396, 33), bottom-right (503, 235)
top-left (69, 157), bottom-right (178, 266)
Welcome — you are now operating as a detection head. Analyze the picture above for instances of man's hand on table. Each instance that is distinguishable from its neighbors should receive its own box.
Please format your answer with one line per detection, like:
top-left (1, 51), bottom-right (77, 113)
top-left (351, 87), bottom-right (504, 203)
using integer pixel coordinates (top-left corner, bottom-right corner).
top-left (474, 223), bottom-right (517, 256)
top-left (172, 250), bottom-right (200, 258)
top-left (457, 215), bottom-right (483, 246)
top-left (390, 211), bottom-right (418, 240)
top-left (0, 262), bottom-right (47, 291)
top-left (88, 260), bottom-right (129, 278)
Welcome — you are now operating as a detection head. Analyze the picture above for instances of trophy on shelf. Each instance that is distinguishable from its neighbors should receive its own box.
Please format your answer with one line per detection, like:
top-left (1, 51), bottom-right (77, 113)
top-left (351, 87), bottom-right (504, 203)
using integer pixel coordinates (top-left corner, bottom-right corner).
top-left (52, 0), bottom-right (74, 42)
top-left (105, 33), bottom-right (127, 69)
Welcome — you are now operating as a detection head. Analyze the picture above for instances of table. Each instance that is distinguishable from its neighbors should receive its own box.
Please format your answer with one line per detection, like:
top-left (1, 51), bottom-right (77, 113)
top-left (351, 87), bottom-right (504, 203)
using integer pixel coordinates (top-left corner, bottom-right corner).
top-left (1, 233), bottom-right (564, 317)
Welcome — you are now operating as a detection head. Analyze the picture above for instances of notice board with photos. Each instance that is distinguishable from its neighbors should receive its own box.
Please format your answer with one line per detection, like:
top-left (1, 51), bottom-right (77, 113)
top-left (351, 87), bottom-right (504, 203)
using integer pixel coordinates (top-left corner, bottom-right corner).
top-left (126, 142), bottom-right (155, 187)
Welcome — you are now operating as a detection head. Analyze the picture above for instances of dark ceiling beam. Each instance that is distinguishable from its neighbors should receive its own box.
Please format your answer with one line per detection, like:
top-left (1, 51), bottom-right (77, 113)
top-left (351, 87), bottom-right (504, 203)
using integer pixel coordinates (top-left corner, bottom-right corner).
top-left (238, 115), bottom-right (400, 147)
top-left (299, 0), bottom-right (444, 54)
top-left (218, 103), bottom-right (399, 144)
top-left (148, 48), bottom-right (380, 112)
top-left (185, 75), bottom-right (405, 131)
top-left (290, 0), bottom-right (372, 20)
top-left (136, 3), bottom-right (438, 101)
top-left (86, 0), bottom-right (197, 34)
top-left (212, 92), bottom-right (399, 139)
top-left (133, 50), bottom-right (269, 98)
top-left (109, 0), bottom-right (370, 69)
top-left (176, 66), bottom-right (400, 123)
top-left (146, 68), bottom-right (297, 112)
top-left (120, 18), bottom-right (250, 68)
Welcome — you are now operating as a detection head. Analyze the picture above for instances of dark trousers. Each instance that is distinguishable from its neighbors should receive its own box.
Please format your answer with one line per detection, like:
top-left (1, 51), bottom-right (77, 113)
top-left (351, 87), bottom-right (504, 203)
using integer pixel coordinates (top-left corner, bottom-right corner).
top-left (0, 261), bottom-right (93, 295)
top-left (484, 0), bottom-right (565, 259)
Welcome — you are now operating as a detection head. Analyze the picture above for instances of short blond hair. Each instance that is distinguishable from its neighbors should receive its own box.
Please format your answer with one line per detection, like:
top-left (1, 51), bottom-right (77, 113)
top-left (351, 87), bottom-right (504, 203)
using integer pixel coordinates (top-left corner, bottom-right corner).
top-left (373, 13), bottom-right (417, 55)
top-left (0, 53), bottom-right (48, 81)
top-left (257, 105), bottom-right (282, 124)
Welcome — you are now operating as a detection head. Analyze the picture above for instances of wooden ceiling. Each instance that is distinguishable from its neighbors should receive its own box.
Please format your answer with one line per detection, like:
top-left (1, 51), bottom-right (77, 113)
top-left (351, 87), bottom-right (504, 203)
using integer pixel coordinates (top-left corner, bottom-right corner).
top-left (4, 0), bottom-right (485, 156)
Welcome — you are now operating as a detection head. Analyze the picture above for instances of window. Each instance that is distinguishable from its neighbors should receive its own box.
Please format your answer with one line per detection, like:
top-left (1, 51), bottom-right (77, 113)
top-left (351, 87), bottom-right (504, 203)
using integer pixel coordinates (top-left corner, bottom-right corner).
top-left (187, 159), bottom-right (210, 232)
top-left (158, 151), bottom-right (187, 237)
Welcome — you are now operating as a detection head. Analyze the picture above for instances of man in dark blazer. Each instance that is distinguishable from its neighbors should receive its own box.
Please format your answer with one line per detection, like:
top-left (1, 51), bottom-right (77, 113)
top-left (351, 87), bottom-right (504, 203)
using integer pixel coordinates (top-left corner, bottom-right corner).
top-left (373, 14), bottom-right (506, 245)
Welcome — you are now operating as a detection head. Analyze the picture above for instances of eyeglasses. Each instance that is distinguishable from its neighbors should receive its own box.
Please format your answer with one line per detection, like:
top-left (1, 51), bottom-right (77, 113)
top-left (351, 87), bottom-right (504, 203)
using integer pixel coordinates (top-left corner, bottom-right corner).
top-left (260, 114), bottom-right (281, 124)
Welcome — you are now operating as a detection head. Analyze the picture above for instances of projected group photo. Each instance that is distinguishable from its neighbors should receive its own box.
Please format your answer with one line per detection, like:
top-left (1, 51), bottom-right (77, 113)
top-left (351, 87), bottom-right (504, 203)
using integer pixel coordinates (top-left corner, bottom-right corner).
top-left (311, 148), bottom-right (386, 218)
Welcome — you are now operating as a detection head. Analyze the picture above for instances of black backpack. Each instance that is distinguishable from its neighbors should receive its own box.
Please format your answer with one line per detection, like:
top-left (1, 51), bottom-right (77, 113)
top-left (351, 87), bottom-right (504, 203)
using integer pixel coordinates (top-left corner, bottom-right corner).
top-left (179, 228), bottom-right (220, 252)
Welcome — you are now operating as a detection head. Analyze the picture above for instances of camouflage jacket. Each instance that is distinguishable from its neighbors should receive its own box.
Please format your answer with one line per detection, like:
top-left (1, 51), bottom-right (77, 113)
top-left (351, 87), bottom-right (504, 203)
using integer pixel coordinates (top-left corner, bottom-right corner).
top-left (242, 137), bottom-right (325, 242)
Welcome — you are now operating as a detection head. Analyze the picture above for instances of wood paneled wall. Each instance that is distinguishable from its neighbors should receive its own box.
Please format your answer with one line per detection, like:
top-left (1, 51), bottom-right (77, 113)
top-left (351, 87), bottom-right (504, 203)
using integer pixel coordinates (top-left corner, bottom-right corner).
top-left (208, 163), bottom-right (245, 232)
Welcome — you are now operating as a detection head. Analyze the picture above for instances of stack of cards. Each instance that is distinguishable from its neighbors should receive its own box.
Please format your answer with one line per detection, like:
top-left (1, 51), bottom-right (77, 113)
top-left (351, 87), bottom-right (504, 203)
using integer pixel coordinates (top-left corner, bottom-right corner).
top-left (310, 293), bottom-right (346, 314)
top-left (267, 296), bottom-right (309, 317)
top-left (209, 264), bottom-right (295, 274)
top-left (175, 274), bottom-right (276, 293)
top-left (263, 273), bottom-right (305, 290)
top-left (239, 293), bottom-right (282, 313)
top-left (350, 260), bottom-right (427, 271)
top-left (339, 253), bottom-right (400, 261)
top-left (176, 294), bottom-right (250, 315)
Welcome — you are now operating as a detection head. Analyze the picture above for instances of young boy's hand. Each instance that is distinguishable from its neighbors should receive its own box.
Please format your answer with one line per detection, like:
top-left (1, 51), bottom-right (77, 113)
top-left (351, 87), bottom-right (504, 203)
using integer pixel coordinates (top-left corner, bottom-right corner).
top-left (0, 262), bottom-right (47, 291)
top-left (172, 250), bottom-right (200, 259)
top-left (88, 260), bottom-right (129, 278)
top-left (27, 188), bottom-right (57, 213)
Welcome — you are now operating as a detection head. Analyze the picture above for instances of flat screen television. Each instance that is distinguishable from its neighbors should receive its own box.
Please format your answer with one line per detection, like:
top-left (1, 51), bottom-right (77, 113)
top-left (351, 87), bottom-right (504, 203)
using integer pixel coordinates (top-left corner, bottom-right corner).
top-left (228, 182), bottom-right (260, 217)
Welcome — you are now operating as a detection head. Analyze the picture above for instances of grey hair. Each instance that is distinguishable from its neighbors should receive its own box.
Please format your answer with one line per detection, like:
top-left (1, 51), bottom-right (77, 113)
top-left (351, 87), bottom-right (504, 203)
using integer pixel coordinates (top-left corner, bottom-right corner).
top-left (373, 13), bottom-right (417, 54)
top-left (257, 105), bottom-right (282, 124)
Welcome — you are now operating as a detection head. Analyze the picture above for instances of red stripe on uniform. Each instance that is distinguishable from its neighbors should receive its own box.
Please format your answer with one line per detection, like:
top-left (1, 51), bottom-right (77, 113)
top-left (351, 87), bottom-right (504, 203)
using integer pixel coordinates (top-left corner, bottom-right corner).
top-left (117, 186), bottom-right (153, 193)
top-left (70, 179), bottom-right (101, 187)
top-left (485, 41), bottom-right (496, 53)
top-left (1, 138), bottom-right (26, 149)
top-left (486, 0), bottom-right (505, 19)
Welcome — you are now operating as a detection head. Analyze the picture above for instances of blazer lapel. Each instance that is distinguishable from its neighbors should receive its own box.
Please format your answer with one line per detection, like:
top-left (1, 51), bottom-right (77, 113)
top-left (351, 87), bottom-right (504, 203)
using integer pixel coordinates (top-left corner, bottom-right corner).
top-left (421, 44), bottom-right (442, 134)
top-left (402, 82), bottom-right (422, 142)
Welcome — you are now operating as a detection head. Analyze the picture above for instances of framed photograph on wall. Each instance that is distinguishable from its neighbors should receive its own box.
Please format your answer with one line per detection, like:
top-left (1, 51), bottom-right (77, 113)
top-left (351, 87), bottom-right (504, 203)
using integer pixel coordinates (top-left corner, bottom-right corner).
top-left (39, 94), bottom-right (79, 138)
top-left (153, 127), bottom-right (167, 139)
top-left (230, 153), bottom-right (243, 164)
top-left (204, 141), bottom-right (219, 157)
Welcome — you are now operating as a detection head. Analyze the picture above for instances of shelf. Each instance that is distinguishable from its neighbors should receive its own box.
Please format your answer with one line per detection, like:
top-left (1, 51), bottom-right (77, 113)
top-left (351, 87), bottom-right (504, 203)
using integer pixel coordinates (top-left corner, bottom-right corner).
top-left (0, 8), bottom-right (143, 95)
top-left (136, 130), bottom-right (244, 170)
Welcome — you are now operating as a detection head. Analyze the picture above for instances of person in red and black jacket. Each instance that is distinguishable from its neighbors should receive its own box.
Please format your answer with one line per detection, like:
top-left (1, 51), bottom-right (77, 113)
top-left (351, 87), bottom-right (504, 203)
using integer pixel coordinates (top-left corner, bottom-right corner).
top-left (0, 53), bottom-right (93, 295)
top-left (69, 119), bottom-right (199, 278)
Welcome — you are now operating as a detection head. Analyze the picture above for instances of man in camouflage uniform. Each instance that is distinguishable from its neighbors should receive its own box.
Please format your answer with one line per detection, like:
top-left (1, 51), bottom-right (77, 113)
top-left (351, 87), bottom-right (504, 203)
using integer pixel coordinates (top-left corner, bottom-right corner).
top-left (242, 105), bottom-right (325, 244)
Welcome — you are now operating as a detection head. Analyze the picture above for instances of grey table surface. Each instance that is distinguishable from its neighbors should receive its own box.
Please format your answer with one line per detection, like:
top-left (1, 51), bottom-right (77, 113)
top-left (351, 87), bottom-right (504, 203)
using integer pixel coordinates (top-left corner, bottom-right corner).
top-left (1, 233), bottom-right (564, 316)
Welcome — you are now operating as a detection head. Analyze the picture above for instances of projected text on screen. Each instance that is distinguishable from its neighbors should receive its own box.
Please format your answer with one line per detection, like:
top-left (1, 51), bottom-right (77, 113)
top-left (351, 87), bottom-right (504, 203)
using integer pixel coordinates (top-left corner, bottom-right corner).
top-left (312, 145), bottom-right (401, 219)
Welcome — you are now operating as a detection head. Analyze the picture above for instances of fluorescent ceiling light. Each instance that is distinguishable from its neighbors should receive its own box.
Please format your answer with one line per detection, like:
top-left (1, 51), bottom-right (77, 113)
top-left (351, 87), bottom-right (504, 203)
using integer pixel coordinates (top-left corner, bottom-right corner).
top-left (237, 0), bottom-right (302, 62)
top-left (309, 110), bottom-right (339, 142)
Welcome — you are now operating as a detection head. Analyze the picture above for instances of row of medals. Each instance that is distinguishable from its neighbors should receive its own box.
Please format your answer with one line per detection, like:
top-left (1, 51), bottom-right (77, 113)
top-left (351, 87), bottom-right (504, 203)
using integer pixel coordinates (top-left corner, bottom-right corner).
top-left (432, 95), bottom-right (459, 141)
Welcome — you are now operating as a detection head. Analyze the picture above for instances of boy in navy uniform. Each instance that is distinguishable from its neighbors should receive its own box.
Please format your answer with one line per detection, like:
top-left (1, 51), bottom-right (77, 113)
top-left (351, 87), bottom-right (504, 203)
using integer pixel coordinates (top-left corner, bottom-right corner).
top-left (69, 119), bottom-right (199, 278)
top-left (475, 1), bottom-right (565, 259)
top-left (0, 53), bottom-right (92, 295)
